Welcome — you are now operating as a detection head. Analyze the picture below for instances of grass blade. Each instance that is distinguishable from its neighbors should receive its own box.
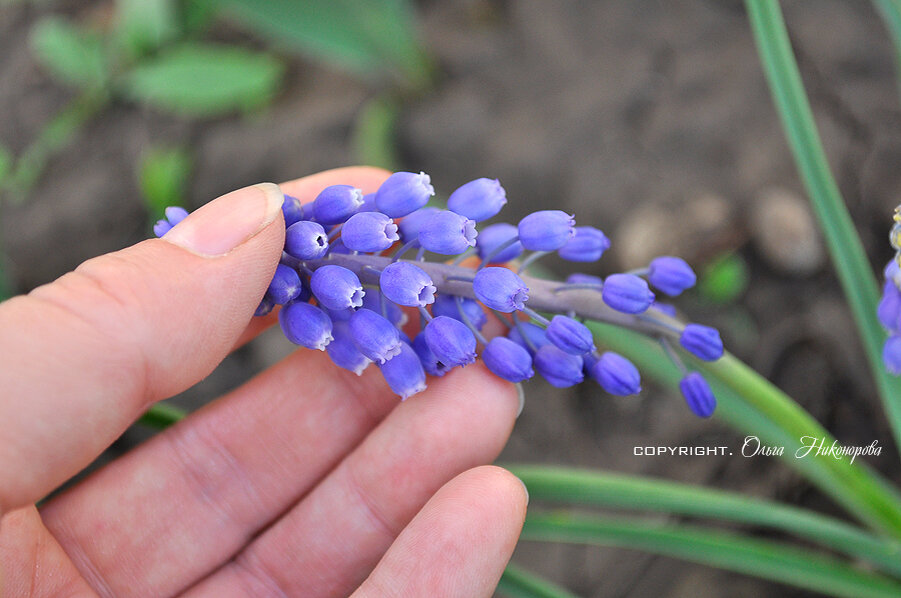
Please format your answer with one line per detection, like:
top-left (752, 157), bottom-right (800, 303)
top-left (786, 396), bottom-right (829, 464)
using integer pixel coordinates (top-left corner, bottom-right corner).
top-left (522, 511), bottom-right (901, 598)
top-left (586, 320), bottom-right (901, 539)
top-left (497, 563), bottom-right (581, 598)
top-left (744, 0), bottom-right (901, 457)
top-left (508, 465), bottom-right (901, 577)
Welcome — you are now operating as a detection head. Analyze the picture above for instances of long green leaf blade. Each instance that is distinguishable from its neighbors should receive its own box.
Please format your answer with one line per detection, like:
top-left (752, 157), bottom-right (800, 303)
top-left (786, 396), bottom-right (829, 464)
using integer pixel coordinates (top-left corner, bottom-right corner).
top-left (508, 465), bottom-right (901, 576)
top-left (744, 0), bottom-right (901, 456)
top-left (586, 320), bottom-right (901, 539)
top-left (522, 512), bottom-right (901, 598)
top-left (497, 563), bottom-right (581, 598)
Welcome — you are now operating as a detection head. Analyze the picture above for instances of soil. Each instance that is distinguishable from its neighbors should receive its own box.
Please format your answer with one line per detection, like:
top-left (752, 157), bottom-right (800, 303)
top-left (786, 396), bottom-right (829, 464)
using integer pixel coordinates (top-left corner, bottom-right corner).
top-left (3, 1), bottom-right (901, 597)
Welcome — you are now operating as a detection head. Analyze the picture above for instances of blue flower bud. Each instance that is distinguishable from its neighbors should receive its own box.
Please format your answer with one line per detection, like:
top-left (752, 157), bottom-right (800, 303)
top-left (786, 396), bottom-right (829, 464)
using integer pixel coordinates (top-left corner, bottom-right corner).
top-left (285, 220), bottom-right (329, 259)
top-left (310, 265), bottom-right (364, 310)
top-left (565, 273), bottom-right (604, 288)
top-left (878, 279), bottom-right (901, 333)
top-left (558, 226), bottom-right (610, 262)
top-left (375, 171), bottom-right (435, 218)
top-left (378, 342), bottom-right (427, 400)
top-left (679, 324), bottom-right (724, 361)
top-left (267, 264), bottom-right (304, 305)
top-left (359, 192), bottom-right (378, 212)
top-left (361, 291), bottom-right (406, 327)
top-left (412, 332), bottom-right (452, 377)
top-left (533, 344), bottom-right (584, 387)
top-left (679, 372), bottom-right (716, 418)
top-left (254, 293), bottom-right (275, 317)
top-left (591, 352), bottom-right (641, 395)
top-left (885, 335), bottom-right (901, 375)
top-left (419, 210), bottom-right (478, 255)
top-left (326, 321), bottom-right (371, 375)
top-left (887, 259), bottom-right (901, 288)
top-left (341, 212), bottom-right (400, 253)
top-left (153, 220), bottom-right (173, 237)
top-left (518, 210), bottom-right (575, 251)
top-left (424, 315), bottom-right (477, 367)
top-left (545, 315), bottom-right (595, 355)
top-left (601, 273), bottom-right (654, 314)
top-left (482, 337), bottom-right (534, 382)
top-left (281, 194), bottom-right (306, 227)
top-left (447, 178), bottom-right (507, 222)
top-left (380, 262), bottom-right (436, 307)
top-left (648, 256), bottom-right (697, 296)
top-left (312, 185), bottom-right (364, 224)
top-left (279, 301), bottom-right (333, 350)
top-left (473, 267), bottom-right (530, 312)
top-left (431, 294), bottom-right (487, 330)
top-left (349, 308), bottom-right (403, 363)
top-left (507, 321), bottom-right (549, 354)
top-left (476, 223), bottom-right (524, 263)
top-left (164, 206), bottom-right (189, 226)
top-left (397, 207), bottom-right (441, 242)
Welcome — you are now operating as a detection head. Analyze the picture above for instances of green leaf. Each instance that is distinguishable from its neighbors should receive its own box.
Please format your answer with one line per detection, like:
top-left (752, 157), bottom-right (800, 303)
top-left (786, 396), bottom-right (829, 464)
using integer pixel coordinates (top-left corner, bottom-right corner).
top-left (352, 94), bottom-right (400, 171)
top-left (0, 144), bottom-right (12, 186)
top-left (498, 563), bottom-right (580, 598)
top-left (508, 465), bottom-right (901, 577)
top-left (29, 17), bottom-right (108, 89)
top-left (698, 252), bottom-right (749, 304)
top-left (121, 43), bottom-right (284, 116)
top-left (745, 0), bottom-right (901, 460)
top-left (584, 319), bottom-right (901, 540)
top-left (873, 0), bottom-right (901, 101)
top-left (138, 146), bottom-right (192, 220)
top-left (138, 402), bottom-right (188, 428)
top-left (114, 0), bottom-right (180, 58)
top-left (522, 512), bottom-right (901, 598)
top-left (213, 0), bottom-right (433, 89)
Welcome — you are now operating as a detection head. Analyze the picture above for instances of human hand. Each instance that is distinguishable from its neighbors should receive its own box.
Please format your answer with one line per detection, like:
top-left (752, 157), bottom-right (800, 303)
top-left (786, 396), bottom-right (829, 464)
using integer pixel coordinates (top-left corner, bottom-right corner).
top-left (0, 167), bottom-right (527, 597)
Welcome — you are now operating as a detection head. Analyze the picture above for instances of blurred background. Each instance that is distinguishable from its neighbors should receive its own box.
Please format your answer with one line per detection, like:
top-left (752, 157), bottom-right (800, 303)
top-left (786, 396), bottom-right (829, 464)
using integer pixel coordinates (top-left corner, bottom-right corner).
top-left (3, 0), bottom-right (901, 596)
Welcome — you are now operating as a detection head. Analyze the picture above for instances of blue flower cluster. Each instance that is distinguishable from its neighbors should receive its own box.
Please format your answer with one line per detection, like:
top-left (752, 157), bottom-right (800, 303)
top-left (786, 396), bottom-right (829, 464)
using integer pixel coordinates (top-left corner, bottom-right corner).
top-left (155, 172), bottom-right (725, 416)
top-left (879, 207), bottom-right (901, 375)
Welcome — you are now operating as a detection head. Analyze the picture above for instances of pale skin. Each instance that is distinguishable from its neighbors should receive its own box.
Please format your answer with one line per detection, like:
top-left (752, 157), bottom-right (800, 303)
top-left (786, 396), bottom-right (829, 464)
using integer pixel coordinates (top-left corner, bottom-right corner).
top-left (0, 167), bottom-right (528, 598)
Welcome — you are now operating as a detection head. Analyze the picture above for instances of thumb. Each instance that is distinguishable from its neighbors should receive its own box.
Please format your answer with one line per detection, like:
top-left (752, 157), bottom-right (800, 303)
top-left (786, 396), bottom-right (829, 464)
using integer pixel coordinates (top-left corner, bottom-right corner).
top-left (0, 182), bottom-right (285, 511)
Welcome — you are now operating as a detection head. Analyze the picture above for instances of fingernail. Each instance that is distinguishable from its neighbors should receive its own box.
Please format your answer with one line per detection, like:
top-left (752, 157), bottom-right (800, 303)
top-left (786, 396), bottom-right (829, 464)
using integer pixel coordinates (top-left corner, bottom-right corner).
top-left (516, 475), bottom-right (530, 506)
top-left (163, 183), bottom-right (284, 256)
top-left (514, 382), bottom-right (525, 418)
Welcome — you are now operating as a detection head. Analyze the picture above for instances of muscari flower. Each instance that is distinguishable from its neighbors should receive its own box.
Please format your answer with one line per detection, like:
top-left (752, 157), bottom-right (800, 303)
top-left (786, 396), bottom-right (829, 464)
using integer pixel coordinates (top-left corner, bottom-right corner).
top-left (375, 171), bottom-right (435, 218)
top-left (424, 315), bottom-right (477, 367)
top-left (558, 226), bottom-right (610, 262)
top-left (648, 256), bottom-right (697, 297)
top-left (518, 210), bottom-right (575, 251)
top-left (447, 178), bottom-right (507, 222)
top-left (679, 324), bottom-right (724, 361)
top-left (476, 223), bottom-right (524, 263)
top-left (154, 172), bottom-right (724, 416)
top-left (680, 372), bottom-right (716, 418)
top-left (312, 185), bottom-right (364, 224)
top-left (341, 212), bottom-right (399, 253)
top-left (473, 267), bottom-right (529, 312)
top-left (419, 210), bottom-right (478, 255)
top-left (279, 301), bottom-right (333, 350)
top-left (483, 337), bottom-right (534, 382)
top-left (379, 342), bottom-right (427, 400)
top-left (591, 352), bottom-right (641, 396)
top-left (285, 220), bottom-right (329, 260)
top-left (602, 273), bottom-right (654, 314)
top-left (310, 265), bottom-right (364, 310)
top-left (380, 262), bottom-right (436, 307)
